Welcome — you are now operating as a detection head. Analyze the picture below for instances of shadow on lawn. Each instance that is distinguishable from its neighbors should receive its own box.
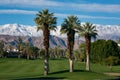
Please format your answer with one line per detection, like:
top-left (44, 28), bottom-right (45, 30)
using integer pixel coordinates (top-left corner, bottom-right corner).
top-left (13, 70), bottom-right (69, 80)
top-left (49, 69), bottom-right (85, 75)
top-left (13, 77), bottom-right (66, 80)
top-left (108, 78), bottom-right (120, 80)
top-left (14, 70), bottom-right (108, 80)
top-left (49, 70), bottom-right (69, 75)
top-left (13, 70), bottom-right (85, 80)
top-left (13, 70), bottom-right (86, 80)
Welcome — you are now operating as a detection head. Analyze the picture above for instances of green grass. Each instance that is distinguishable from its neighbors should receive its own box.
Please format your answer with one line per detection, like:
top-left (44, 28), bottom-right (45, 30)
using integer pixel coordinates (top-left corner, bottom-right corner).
top-left (0, 58), bottom-right (120, 80)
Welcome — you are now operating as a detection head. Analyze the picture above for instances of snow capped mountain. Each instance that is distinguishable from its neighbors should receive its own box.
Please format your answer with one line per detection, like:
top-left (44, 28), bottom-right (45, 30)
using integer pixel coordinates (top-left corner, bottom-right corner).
top-left (0, 23), bottom-right (120, 40)
top-left (0, 23), bottom-right (42, 36)
top-left (94, 24), bottom-right (120, 40)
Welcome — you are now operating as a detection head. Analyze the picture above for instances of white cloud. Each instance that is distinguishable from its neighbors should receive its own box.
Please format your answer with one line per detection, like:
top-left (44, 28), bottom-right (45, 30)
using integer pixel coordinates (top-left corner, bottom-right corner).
top-left (0, 0), bottom-right (120, 13)
top-left (55, 13), bottom-right (68, 18)
top-left (0, 0), bottom-right (63, 7)
top-left (0, 9), bottom-right (37, 14)
top-left (55, 13), bottom-right (120, 20)
top-left (77, 15), bottom-right (120, 20)
top-left (69, 3), bottom-right (120, 13)
top-left (0, 9), bottom-right (120, 20)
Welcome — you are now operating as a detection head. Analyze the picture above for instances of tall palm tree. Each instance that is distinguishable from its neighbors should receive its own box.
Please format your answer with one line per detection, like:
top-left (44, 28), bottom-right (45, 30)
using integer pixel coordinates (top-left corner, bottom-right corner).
top-left (60, 15), bottom-right (80, 72)
top-left (34, 9), bottom-right (57, 75)
top-left (78, 22), bottom-right (97, 71)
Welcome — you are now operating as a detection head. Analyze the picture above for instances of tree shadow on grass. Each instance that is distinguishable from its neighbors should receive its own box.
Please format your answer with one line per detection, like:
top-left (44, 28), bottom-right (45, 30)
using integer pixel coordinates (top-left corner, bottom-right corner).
top-left (49, 70), bottom-right (69, 75)
top-left (13, 69), bottom-right (89, 80)
top-left (49, 69), bottom-right (86, 75)
top-left (74, 69), bottom-right (86, 72)
top-left (107, 77), bottom-right (120, 80)
top-left (13, 70), bottom-right (69, 80)
top-left (13, 77), bottom-right (66, 80)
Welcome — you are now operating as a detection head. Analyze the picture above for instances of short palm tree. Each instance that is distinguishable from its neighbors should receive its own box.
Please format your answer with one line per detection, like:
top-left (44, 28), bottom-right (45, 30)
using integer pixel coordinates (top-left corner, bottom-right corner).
top-left (0, 40), bottom-right (4, 58)
top-left (17, 37), bottom-right (22, 58)
top-left (23, 43), bottom-right (31, 60)
top-left (60, 15), bottom-right (80, 72)
top-left (34, 9), bottom-right (57, 75)
top-left (78, 22), bottom-right (97, 71)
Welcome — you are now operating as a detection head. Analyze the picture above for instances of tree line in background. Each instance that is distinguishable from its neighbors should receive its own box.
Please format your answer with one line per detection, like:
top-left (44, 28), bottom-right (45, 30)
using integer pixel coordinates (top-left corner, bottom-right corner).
top-left (0, 9), bottom-right (120, 75)
top-left (0, 39), bottom-right (120, 61)
top-left (0, 38), bottom-right (66, 60)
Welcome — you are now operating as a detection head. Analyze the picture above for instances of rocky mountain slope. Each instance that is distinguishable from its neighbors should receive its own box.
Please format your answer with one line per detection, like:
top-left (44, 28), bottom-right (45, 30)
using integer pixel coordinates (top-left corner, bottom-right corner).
top-left (0, 35), bottom-right (67, 49)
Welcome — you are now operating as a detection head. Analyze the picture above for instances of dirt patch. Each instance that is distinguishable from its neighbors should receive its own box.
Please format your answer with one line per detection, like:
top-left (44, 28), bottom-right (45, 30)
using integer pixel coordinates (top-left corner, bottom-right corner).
top-left (104, 73), bottom-right (120, 76)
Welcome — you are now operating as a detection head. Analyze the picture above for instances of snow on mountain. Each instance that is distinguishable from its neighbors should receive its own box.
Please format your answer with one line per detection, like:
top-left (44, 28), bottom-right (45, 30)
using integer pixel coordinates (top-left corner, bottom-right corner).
top-left (0, 23), bottom-right (120, 40)
top-left (0, 23), bottom-right (42, 36)
top-left (94, 24), bottom-right (120, 40)
top-left (0, 24), bottom-right (67, 48)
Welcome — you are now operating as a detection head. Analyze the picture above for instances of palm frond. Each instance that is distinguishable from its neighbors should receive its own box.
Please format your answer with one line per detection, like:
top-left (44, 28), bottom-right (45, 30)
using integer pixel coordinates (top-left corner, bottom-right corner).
top-left (36, 24), bottom-right (43, 32)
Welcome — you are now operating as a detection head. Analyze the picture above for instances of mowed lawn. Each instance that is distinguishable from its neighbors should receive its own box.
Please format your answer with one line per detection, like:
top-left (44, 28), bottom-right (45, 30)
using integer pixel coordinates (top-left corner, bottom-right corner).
top-left (0, 58), bottom-right (120, 80)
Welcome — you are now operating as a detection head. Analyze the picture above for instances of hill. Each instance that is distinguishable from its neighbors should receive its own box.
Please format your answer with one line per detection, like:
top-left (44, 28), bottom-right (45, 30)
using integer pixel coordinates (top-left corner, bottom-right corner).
top-left (0, 35), bottom-right (67, 49)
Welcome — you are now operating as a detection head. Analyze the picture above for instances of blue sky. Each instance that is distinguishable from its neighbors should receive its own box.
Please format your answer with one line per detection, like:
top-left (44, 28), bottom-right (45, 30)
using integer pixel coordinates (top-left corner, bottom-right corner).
top-left (0, 0), bottom-right (120, 26)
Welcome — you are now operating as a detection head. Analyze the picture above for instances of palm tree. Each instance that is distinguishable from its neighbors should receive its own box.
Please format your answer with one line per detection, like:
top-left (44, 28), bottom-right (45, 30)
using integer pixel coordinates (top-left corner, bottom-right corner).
top-left (23, 43), bottom-right (31, 60)
top-left (78, 22), bottom-right (97, 71)
top-left (60, 15), bottom-right (80, 72)
top-left (17, 37), bottom-right (22, 58)
top-left (34, 9), bottom-right (57, 75)
top-left (0, 40), bottom-right (4, 58)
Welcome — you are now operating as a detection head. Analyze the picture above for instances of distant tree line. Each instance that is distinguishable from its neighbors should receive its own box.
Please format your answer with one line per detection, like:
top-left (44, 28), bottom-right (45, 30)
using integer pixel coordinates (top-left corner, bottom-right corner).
top-left (0, 38), bottom-right (66, 60)
top-left (1, 39), bottom-right (120, 64)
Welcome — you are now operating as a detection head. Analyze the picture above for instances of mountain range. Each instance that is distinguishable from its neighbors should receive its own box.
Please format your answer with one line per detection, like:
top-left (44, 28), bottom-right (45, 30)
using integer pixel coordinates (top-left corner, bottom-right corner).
top-left (95, 24), bottom-right (120, 40)
top-left (0, 23), bottom-right (120, 40)
top-left (0, 23), bottom-right (120, 49)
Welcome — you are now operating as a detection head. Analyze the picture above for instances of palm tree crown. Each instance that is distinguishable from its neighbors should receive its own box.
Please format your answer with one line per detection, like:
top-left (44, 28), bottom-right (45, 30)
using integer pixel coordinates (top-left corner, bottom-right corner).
top-left (35, 9), bottom-right (57, 31)
top-left (79, 22), bottom-right (97, 39)
top-left (61, 15), bottom-right (80, 34)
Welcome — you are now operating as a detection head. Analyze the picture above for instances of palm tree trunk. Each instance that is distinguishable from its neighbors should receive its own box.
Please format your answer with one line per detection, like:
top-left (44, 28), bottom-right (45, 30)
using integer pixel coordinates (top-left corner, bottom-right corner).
top-left (27, 54), bottom-right (29, 60)
top-left (18, 55), bottom-right (20, 58)
top-left (67, 31), bottom-right (75, 72)
top-left (85, 35), bottom-right (90, 71)
top-left (69, 58), bottom-right (73, 72)
top-left (18, 53), bottom-right (21, 59)
top-left (86, 52), bottom-right (90, 71)
top-left (44, 59), bottom-right (49, 75)
top-left (69, 42), bottom-right (74, 72)
top-left (44, 48), bottom-right (49, 75)
top-left (109, 64), bottom-right (112, 72)
top-left (43, 23), bottom-right (50, 75)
